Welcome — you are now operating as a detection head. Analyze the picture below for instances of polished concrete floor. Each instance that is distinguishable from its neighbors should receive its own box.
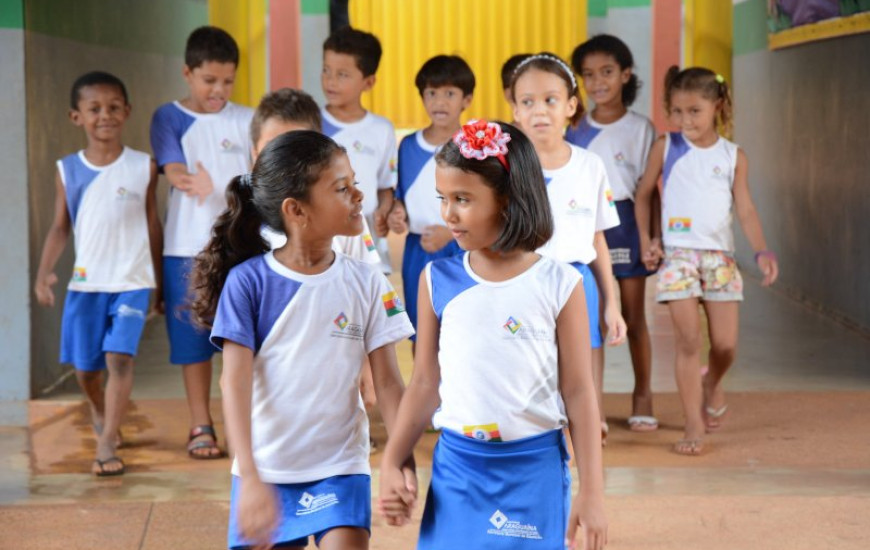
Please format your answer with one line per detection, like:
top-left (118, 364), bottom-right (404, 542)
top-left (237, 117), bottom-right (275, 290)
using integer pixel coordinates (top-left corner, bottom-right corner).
top-left (1, 236), bottom-right (869, 549)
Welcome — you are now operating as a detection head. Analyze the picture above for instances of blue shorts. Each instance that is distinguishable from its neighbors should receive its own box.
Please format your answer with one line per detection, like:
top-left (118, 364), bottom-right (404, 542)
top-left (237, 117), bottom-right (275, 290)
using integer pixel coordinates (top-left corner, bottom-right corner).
top-left (228, 474), bottom-right (371, 549)
top-left (163, 256), bottom-right (215, 365)
top-left (419, 429), bottom-right (570, 549)
top-left (604, 199), bottom-right (655, 279)
top-left (570, 262), bottom-right (603, 349)
top-left (60, 289), bottom-right (151, 371)
top-left (401, 232), bottom-right (462, 340)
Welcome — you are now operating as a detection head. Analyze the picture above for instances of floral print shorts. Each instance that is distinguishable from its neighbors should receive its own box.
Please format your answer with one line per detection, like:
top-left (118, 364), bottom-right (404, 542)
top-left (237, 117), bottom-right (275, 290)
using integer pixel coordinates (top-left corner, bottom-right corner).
top-left (656, 246), bottom-right (744, 302)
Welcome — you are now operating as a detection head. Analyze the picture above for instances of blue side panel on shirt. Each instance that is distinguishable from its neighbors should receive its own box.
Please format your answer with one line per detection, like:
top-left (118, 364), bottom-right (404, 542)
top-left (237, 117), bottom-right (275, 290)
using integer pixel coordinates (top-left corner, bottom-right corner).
top-left (544, 176), bottom-right (553, 186)
top-left (429, 255), bottom-right (478, 321)
top-left (257, 269), bottom-right (303, 352)
top-left (60, 154), bottom-right (99, 225)
top-left (662, 132), bottom-right (691, 189)
top-left (564, 117), bottom-right (600, 149)
top-left (396, 133), bottom-right (433, 202)
top-left (150, 103), bottom-right (196, 170)
top-left (321, 117), bottom-right (341, 138)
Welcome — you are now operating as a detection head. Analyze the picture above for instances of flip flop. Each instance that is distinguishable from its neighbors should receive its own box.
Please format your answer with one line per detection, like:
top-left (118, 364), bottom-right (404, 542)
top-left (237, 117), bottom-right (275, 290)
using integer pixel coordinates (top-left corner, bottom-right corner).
top-left (93, 456), bottom-right (125, 477)
top-left (704, 404), bottom-right (729, 432)
top-left (627, 415), bottom-right (659, 432)
top-left (187, 425), bottom-right (225, 460)
top-left (673, 439), bottom-right (703, 456)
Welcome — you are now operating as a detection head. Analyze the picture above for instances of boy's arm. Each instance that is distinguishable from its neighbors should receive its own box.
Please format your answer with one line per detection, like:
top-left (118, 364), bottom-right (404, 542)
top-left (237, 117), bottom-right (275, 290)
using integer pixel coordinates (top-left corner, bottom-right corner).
top-left (557, 283), bottom-right (608, 550)
top-left (733, 149), bottom-right (778, 286)
top-left (374, 189), bottom-right (394, 237)
top-left (163, 161), bottom-right (214, 204)
top-left (34, 170), bottom-right (72, 307)
top-left (146, 160), bottom-right (164, 312)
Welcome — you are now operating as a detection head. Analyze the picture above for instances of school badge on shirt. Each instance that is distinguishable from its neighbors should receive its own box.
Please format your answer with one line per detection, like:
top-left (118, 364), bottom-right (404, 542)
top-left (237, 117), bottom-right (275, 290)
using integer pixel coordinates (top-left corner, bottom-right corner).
top-left (382, 291), bottom-right (405, 317)
top-left (463, 423), bottom-right (502, 442)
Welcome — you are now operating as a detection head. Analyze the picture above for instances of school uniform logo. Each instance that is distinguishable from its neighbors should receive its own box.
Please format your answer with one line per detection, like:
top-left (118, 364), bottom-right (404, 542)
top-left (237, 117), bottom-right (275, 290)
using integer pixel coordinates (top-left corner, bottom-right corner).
top-left (503, 316), bottom-right (522, 334)
top-left (117, 304), bottom-right (145, 319)
top-left (502, 316), bottom-right (550, 341)
top-left (72, 267), bottom-right (87, 282)
top-left (463, 423), bottom-right (502, 442)
top-left (667, 217), bottom-right (692, 233)
top-left (363, 234), bottom-right (376, 252)
top-left (220, 138), bottom-right (242, 153)
top-left (331, 311), bottom-right (363, 340)
top-left (352, 140), bottom-right (376, 156)
top-left (382, 291), bottom-right (405, 317)
top-left (116, 187), bottom-right (143, 202)
top-left (567, 198), bottom-right (593, 217)
top-left (605, 188), bottom-right (615, 207)
top-left (296, 491), bottom-right (339, 516)
top-left (712, 165), bottom-right (731, 181)
top-left (486, 510), bottom-right (543, 540)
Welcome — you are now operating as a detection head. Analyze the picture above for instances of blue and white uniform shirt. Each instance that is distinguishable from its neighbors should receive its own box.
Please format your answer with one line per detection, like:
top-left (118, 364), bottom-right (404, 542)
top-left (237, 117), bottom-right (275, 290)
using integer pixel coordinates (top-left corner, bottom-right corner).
top-left (427, 254), bottom-right (581, 441)
top-left (211, 252), bottom-right (413, 484)
top-left (58, 147), bottom-right (155, 292)
top-left (321, 109), bottom-right (398, 218)
top-left (565, 111), bottom-right (656, 201)
top-left (537, 144), bottom-right (620, 265)
top-left (150, 101), bottom-right (254, 257)
top-left (661, 133), bottom-right (739, 251)
top-left (396, 131), bottom-right (443, 235)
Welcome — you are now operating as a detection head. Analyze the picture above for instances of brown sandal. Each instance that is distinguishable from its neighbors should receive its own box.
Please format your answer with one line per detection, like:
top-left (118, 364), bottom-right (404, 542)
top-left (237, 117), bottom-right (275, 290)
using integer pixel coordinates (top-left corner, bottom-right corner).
top-left (187, 425), bottom-right (225, 459)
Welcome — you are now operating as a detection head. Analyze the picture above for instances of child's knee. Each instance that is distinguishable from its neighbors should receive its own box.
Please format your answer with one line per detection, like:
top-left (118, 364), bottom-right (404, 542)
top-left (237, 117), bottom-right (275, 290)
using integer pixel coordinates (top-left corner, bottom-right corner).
top-left (674, 332), bottom-right (702, 355)
top-left (709, 342), bottom-right (736, 364)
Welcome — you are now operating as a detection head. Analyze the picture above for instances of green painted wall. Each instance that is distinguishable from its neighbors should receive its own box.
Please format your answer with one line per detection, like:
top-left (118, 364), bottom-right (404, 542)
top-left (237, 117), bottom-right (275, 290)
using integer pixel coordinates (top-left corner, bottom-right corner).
top-left (24, 0), bottom-right (207, 55)
top-left (0, 0), bottom-right (24, 28)
top-left (589, 0), bottom-right (651, 16)
top-left (734, 0), bottom-right (768, 56)
top-left (301, 0), bottom-right (329, 15)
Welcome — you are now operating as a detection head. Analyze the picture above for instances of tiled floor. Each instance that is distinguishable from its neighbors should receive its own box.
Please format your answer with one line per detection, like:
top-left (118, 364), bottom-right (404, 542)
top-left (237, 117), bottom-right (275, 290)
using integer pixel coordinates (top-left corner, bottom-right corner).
top-left (1, 236), bottom-right (868, 548)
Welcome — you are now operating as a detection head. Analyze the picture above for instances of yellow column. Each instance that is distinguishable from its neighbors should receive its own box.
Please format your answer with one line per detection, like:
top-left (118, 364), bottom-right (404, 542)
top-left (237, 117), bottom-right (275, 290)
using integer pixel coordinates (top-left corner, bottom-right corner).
top-left (683, 0), bottom-right (732, 83)
top-left (208, 0), bottom-right (267, 107)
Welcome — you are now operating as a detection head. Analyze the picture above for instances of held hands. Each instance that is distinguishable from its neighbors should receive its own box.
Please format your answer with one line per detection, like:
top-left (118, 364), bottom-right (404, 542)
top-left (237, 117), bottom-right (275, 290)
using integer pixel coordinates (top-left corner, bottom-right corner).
top-left (755, 251), bottom-right (779, 287)
top-left (640, 237), bottom-right (663, 271)
top-left (603, 304), bottom-right (627, 346)
top-left (34, 273), bottom-right (59, 307)
top-left (387, 201), bottom-right (409, 234)
top-left (238, 476), bottom-right (280, 550)
top-left (378, 461), bottom-right (418, 527)
top-left (565, 494), bottom-right (608, 550)
top-left (421, 225), bottom-right (453, 253)
top-left (188, 161), bottom-right (214, 205)
top-left (374, 203), bottom-right (392, 238)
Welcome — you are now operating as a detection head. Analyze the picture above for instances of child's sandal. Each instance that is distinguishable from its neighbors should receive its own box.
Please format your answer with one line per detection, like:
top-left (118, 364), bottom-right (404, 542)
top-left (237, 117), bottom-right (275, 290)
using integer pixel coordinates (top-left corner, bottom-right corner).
top-left (187, 425), bottom-right (225, 460)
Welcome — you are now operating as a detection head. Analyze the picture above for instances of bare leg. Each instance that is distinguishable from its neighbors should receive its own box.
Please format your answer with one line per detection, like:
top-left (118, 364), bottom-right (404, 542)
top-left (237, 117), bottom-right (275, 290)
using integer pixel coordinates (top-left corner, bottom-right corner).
top-left (182, 359), bottom-right (222, 457)
top-left (75, 369), bottom-right (105, 429)
top-left (93, 353), bottom-right (134, 473)
top-left (668, 298), bottom-right (705, 454)
top-left (318, 527), bottom-right (369, 550)
top-left (619, 276), bottom-right (654, 419)
top-left (701, 300), bottom-right (739, 430)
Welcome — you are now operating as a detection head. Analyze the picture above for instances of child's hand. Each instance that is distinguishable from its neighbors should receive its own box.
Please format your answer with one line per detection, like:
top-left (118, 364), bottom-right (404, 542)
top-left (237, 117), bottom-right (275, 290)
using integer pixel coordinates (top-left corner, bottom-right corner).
top-left (238, 476), bottom-right (279, 550)
top-left (420, 225), bottom-right (453, 253)
top-left (603, 304), bottom-right (626, 346)
top-left (378, 464), bottom-right (417, 526)
top-left (374, 203), bottom-right (392, 238)
top-left (755, 251), bottom-right (779, 287)
top-left (189, 161), bottom-right (214, 205)
top-left (34, 273), bottom-right (58, 307)
top-left (641, 237), bottom-right (663, 271)
top-left (150, 288), bottom-right (165, 318)
top-left (565, 494), bottom-right (608, 550)
top-left (387, 202), bottom-right (408, 234)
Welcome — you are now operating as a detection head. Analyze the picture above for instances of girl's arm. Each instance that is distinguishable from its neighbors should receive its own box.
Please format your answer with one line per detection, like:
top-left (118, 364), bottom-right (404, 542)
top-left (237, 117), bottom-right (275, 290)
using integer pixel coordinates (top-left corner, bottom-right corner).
top-left (733, 149), bottom-right (778, 286)
top-left (589, 233), bottom-right (626, 346)
top-left (221, 341), bottom-right (278, 548)
top-left (146, 160), bottom-right (164, 313)
top-left (379, 272), bottom-right (442, 525)
top-left (558, 283), bottom-right (608, 550)
top-left (34, 171), bottom-right (72, 307)
top-left (635, 137), bottom-right (666, 269)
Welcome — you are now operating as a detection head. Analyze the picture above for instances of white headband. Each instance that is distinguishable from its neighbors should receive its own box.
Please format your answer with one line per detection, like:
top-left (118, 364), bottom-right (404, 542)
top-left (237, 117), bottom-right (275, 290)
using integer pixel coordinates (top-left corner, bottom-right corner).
top-left (513, 54), bottom-right (577, 91)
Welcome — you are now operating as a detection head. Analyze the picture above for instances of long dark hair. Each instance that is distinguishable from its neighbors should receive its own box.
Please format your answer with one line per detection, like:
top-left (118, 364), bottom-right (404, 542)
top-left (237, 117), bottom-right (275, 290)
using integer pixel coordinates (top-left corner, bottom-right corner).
top-left (571, 34), bottom-right (640, 108)
top-left (435, 122), bottom-right (553, 252)
top-left (190, 131), bottom-right (344, 326)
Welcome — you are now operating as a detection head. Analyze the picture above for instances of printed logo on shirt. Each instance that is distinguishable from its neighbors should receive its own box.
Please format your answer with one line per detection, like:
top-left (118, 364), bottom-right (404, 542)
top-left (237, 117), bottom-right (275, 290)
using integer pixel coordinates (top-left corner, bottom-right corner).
top-left (382, 291), bottom-right (405, 317)
top-left (352, 140), bottom-right (376, 156)
top-left (117, 304), bottom-right (146, 319)
top-left (220, 138), bottom-right (241, 153)
top-left (463, 423), bottom-right (502, 442)
top-left (296, 491), bottom-right (339, 516)
top-left (605, 188), bottom-right (615, 207)
top-left (331, 311), bottom-right (364, 340)
top-left (712, 165), bottom-right (730, 181)
top-left (389, 157), bottom-right (397, 173)
top-left (363, 234), bottom-right (376, 252)
top-left (614, 152), bottom-right (626, 165)
top-left (567, 199), bottom-right (593, 217)
top-left (72, 267), bottom-right (87, 282)
top-left (502, 316), bottom-right (550, 341)
top-left (667, 217), bottom-right (692, 233)
top-left (116, 187), bottom-right (143, 202)
top-left (487, 510), bottom-right (543, 540)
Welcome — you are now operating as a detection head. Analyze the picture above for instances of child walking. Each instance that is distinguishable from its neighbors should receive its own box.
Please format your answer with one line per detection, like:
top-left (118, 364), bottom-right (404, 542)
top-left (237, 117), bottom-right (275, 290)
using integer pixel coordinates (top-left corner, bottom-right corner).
top-left (190, 131), bottom-right (414, 549)
top-left (387, 55), bottom-right (474, 344)
top-left (34, 71), bottom-right (162, 476)
top-left (150, 26), bottom-right (254, 459)
top-left (568, 35), bottom-right (659, 432)
top-left (635, 67), bottom-right (779, 455)
top-left (511, 53), bottom-right (627, 442)
top-left (379, 120), bottom-right (607, 550)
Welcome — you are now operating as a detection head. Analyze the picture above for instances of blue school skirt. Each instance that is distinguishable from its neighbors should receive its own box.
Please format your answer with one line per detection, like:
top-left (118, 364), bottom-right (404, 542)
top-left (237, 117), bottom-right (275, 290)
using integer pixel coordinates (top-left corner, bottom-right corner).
top-left (418, 429), bottom-right (571, 549)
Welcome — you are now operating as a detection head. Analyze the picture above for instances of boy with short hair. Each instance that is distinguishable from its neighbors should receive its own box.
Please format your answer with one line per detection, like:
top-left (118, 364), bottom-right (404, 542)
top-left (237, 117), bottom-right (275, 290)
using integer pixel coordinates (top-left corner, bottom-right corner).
top-left (35, 71), bottom-right (162, 476)
top-left (150, 25), bottom-right (254, 459)
top-left (251, 87), bottom-right (380, 266)
top-left (320, 26), bottom-right (397, 271)
top-left (387, 55), bottom-right (475, 343)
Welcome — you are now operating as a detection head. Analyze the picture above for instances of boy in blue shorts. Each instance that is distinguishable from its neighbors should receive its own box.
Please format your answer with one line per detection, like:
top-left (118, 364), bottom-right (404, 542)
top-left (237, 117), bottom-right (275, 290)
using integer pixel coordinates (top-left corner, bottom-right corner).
top-left (150, 26), bottom-right (253, 459)
top-left (320, 26), bottom-right (397, 272)
top-left (387, 55), bottom-right (474, 349)
top-left (35, 71), bottom-right (162, 476)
